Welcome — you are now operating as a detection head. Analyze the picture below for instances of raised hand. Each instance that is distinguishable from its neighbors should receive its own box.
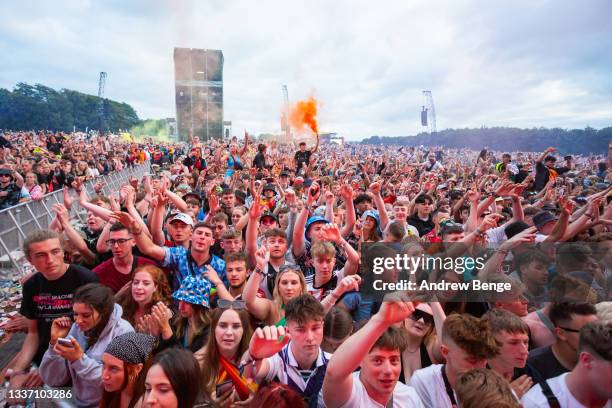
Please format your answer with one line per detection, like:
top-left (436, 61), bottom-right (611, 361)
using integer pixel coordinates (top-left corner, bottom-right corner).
top-left (249, 325), bottom-right (291, 360)
top-left (334, 275), bottom-right (361, 296)
top-left (369, 181), bottom-right (381, 196)
top-left (249, 194), bottom-right (263, 220)
top-left (52, 203), bottom-right (71, 225)
top-left (209, 193), bottom-right (220, 214)
top-left (340, 184), bottom-right (354, 202)
top-left (375, 295), bottom-right (417, 326)
top-left (62, 188), bottom-right (73, 210)
top-left (254, 245), bottom-right (270, 270)
top-left (307, 182), bottom-right (320, 205)
top-left (480, 213), bottom-right (503, 232)
top-left (109, 211), bottom-right (138, 230)
top-left (204, 265), bottom-right (222, 286)
top-left (319, 223), bottom-right (342, 243)
top-left (499, 226), bottom-right (537, 251)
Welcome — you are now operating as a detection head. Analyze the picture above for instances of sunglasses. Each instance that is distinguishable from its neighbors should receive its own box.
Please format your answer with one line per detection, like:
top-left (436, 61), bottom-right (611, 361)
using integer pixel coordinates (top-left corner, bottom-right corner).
top-left (408, 309), bottom-right (434, 326)
top-left (218, 299), bottom-right (246, 310)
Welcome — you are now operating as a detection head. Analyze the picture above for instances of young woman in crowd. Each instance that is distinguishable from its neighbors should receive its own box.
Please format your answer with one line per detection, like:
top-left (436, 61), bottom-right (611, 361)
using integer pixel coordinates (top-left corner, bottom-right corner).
top-left (147, 275), bottom-right (212, 352)
top-left (322, 306), bottom-right (354, 353)
top-left (195, 306), bottom-right (253, 406)
top-left (399, 302), bottom-right (446, 383)
top-left (140, 348), bottom-right (202, 408)
top-left (117, 265), bottom-right (173, 328)
top-left (100, 332), bottom-right (156, 408)
top-left (39, 283), bottom-right (134, 407)
top-left (244, 247), bottom-right (308, 326)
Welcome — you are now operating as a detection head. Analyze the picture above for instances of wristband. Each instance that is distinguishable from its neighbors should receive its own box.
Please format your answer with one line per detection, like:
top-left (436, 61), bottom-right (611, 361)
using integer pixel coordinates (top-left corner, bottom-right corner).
top-left (254, 267), bottom-right (268, 278)
top-left (131, 228), bottom-right (143, 235)
top-left (474, 229), bottom-right (485, 237)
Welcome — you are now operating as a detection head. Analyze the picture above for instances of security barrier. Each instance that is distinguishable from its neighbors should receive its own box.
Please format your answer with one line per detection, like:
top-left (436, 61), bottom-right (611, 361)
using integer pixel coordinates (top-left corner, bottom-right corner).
top-left (0, 161), bottom-right (151, 274)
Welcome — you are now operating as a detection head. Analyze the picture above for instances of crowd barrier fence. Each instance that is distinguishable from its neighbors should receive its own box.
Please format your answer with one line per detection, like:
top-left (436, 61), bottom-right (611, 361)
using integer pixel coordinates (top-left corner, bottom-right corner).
top-left (0, 161), bottom-right (151, 274)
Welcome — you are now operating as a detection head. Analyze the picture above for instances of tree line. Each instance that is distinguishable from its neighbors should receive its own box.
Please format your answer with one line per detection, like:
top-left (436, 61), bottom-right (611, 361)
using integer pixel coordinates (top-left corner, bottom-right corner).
top-left (360, 126), bottom-right (611, 155)
top-left (0, 83), bottom-right (140, 132)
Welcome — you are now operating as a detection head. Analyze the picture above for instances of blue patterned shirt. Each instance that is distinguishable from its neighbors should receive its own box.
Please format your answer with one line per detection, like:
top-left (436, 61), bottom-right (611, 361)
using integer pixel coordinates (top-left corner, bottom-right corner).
top-left (163, 246), bottom-right (226, 290)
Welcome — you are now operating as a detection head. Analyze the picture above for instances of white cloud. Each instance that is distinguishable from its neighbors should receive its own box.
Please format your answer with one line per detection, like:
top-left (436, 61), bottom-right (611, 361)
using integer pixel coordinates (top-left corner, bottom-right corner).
top-left (0, 0), bottom-right (610, 140)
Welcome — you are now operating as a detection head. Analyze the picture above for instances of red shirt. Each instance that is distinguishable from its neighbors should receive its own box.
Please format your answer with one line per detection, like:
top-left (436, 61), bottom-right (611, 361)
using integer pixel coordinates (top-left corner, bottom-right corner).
top-left (93, 256), bottom-right (157, 293)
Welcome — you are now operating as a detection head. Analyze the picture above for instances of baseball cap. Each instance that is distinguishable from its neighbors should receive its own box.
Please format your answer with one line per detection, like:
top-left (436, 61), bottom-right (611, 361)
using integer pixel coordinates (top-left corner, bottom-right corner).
top-left (533, 211), bottom-right (557, 229)
top-left (260, 212), bottom-right (278, 223)
top-left (169, 212), bottom-right (194, 226)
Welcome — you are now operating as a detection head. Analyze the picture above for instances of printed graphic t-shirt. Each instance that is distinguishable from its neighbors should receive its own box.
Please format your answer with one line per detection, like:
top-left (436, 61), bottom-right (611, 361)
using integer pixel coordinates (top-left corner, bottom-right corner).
top-left (19, 264), bottom-right (99, 364)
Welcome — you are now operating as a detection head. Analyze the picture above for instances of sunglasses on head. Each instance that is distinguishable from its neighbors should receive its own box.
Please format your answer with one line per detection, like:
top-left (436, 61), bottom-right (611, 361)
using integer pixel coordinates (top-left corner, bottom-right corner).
top-left (408, 309), bottom-right (434, 326)
top-left (217, 299), bottom-right (246, 310)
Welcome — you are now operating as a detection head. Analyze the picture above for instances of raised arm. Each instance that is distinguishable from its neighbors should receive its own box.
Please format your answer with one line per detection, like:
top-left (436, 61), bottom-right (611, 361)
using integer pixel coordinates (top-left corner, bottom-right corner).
top-left (292, 182), bottom-right (319, 258)
top-left (369, 181), bottom-right (389, 230)
top-left (311, 133), bottom-right (320, 154)
top-left (53, 204), bottom-right (97, 265)
top-left (243, 247), bottom-right (273, 322)
top-left (245, 194), bottom-right (263, 268)
top-left (323, 297), bottom-right (416, 408)
top-left (110, 211), bottom-right (166, 261)
top-left (239, 130), bottom-right (249, 156)
top-left (537, 147), bottom-right (556, 163)
top-left (78, 188), bottom-right (112, 221)
top-left (339, 185), bottom-right (356, 238)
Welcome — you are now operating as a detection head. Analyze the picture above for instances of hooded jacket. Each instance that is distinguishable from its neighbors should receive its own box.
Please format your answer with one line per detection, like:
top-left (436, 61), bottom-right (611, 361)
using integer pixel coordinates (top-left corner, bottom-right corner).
top-left (39, 304), bottom-right (134, 407)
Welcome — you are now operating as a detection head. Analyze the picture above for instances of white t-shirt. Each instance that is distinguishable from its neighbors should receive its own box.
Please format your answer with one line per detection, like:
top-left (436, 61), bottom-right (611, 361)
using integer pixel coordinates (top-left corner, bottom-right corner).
top-left (521, 373), bottom-right (612, 408)
top-left (338, 371), bottom-right (424, 408)
top-left (264, 343), bottom-right (331, 408)
top-left (409, 364), bottom-right (455, 408)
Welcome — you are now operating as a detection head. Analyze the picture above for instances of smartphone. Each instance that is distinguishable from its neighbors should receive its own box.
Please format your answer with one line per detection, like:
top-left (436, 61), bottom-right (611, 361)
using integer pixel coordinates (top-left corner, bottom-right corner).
top-left (57, 337), bottom-right (74, 347)
top-left (216, 380), bottom-right (233, 396)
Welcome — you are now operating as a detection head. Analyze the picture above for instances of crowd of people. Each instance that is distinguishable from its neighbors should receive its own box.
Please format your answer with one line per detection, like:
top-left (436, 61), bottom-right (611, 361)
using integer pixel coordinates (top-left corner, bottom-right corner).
top-left (0, 129), bottom-right (611, 408)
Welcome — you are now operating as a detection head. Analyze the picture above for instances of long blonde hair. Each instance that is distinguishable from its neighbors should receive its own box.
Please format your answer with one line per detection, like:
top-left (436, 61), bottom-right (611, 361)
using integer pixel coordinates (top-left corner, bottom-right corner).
top-left (272, 267), bottom-right (307, 314)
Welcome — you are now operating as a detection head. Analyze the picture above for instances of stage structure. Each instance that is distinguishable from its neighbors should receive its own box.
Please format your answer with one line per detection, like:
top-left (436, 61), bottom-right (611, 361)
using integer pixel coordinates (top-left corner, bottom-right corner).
top-left (174, 48), bottom-right (224, 141)
top-left (421, 90), bottom-right (437, 135)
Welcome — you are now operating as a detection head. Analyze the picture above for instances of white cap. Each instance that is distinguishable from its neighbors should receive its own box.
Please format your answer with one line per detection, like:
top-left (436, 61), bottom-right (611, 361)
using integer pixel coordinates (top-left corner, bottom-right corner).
top-left (169, 212), bottom-right (194, 226)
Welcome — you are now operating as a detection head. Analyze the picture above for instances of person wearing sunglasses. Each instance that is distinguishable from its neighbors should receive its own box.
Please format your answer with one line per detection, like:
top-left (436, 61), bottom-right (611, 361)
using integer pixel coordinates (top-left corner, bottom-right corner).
top-left (196, 306), bottom-right (254, 407)
top-left (0, 167), bottom-right (24, 209)
top-left (399, 302), bottom-right (446, 384)
top-left (93, 223), bottom-right (157, 293)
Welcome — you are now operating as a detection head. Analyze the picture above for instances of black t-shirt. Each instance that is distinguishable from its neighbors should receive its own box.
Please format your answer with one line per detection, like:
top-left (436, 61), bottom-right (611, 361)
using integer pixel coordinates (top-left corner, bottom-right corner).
top-left (0, 182), bottom-right (22, 209)
top-left (534, 162), bottom-right (551, 191)
top-left (407, 214), bottom-right (435, 236)
top-left (525, 345), bottom-right (569, 384)
top-left (19, 264), bottom-right (99, 365)
top-left (294, 150), bottom-right (312, 169)
top-left (253, 152), bottom-right (267, 169)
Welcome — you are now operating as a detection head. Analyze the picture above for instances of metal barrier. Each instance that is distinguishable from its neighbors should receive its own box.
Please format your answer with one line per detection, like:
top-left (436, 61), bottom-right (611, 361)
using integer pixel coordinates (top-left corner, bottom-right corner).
top-left (0, 161), bottom-right (151, 273)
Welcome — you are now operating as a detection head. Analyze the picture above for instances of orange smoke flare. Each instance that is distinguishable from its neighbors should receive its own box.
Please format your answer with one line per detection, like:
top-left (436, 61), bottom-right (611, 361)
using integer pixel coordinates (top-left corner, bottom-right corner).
top-left (288, 97), bottom-right (319, 135)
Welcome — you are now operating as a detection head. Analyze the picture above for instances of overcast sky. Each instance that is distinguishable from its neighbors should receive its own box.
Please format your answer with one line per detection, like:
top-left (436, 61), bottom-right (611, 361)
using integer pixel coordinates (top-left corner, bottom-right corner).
top-left (1, 0), bottom-right (611, 140)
